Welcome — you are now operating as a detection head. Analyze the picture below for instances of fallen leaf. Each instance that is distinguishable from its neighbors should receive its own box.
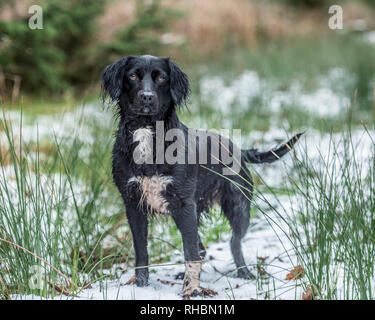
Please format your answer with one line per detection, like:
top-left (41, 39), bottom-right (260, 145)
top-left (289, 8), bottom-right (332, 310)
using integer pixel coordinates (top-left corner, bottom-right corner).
top-left (201, 287), bottom-right (218, 297)
top-left (82, 282), bottom-right (92, 289)
top-left (125, 274), bottom-right (137, 285)
top-left (286, 265), bottom-right (304, 280)
top-left (257, 256), bottom-right (269, 263)
top-left (46, 279), bottom-right (73, 296)
top-left (302, 285), bottom-right (318, 300)
top-left (157, 278), bottom-right (180, 286)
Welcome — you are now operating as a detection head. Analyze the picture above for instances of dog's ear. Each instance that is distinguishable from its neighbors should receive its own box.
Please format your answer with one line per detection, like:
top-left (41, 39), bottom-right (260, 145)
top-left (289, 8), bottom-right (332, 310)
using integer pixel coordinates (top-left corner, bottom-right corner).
top-left (168, 59), bottom-right (190, 107)
top-left (101, 56), bottom-right (131, 103)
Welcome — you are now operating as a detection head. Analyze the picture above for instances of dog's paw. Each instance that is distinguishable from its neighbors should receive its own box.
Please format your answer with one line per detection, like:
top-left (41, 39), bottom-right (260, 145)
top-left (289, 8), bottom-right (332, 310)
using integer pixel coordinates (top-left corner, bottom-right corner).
top-left (182, 288), bottom-right (201, 300)
top-left (182, 287), bottom-right (217, 300)
top-left (237, 268), bottom-right (256, 280)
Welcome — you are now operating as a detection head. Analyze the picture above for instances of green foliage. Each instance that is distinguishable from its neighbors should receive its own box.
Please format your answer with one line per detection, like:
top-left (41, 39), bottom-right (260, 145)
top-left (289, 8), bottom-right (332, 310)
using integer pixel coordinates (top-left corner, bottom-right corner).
top-left (0, 0), bottom-right (181, 97)
top-left (277, 128), bottom-right (375, 299)
top-left (279, 0), bottom-right (337, 8)
top-left (102, 0), bottom-right (182, 63)
top-left (0, 0), bottom-right (105, 95)
top-left (0, 17), bottom-right (65, 93)
top-left (362, 0), bottom-right (375, 8)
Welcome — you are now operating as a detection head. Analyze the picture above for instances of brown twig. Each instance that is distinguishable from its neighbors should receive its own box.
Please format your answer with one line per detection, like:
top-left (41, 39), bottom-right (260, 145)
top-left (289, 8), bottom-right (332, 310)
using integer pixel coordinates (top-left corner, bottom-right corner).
top-left (125, 274), bottom-right (137, 285)
top-left (157, 278), bottom-right (181, 286)
top-left (46, 279), bottom-right (74, 297)
top-left (0, 237), bottom-right (79, 291)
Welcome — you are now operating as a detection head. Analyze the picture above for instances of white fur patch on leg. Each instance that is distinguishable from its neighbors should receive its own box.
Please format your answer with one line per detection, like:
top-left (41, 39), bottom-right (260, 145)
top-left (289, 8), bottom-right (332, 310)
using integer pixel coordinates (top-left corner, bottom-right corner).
top-left (133, 127), bottom-right (153, 163)
top-left (128, 175), bottom-right (173, 214)
top-left (182, 261), bottom-right (202, 297)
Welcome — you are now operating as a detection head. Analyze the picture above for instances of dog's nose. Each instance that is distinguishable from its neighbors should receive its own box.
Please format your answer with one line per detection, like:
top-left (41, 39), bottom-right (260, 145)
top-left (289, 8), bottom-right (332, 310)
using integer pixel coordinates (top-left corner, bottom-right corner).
top-left (143, 106), bottom-right (150, 113)
top-left (139, 91), bottom-right (156, 104)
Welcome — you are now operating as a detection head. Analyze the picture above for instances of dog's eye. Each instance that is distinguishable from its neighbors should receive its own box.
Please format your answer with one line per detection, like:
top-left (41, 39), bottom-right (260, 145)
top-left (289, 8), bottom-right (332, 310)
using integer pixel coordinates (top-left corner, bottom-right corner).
top-left (156, 75), bottom-right (165, 82)
top-left (129, 74), bottom-right (137, 81)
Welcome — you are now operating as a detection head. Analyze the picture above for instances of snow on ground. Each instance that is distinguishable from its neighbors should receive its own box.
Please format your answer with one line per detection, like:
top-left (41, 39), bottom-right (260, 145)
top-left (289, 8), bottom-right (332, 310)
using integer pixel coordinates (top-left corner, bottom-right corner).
top-left (199, 68), bottom-right (354, 117)
top-left (245, 127), bottom-right (374, 189)
top-left (5, 71), bottom-right (375, 300)
top-left (3, 103), bottom-right (113, 144)
top-left (11, 124), bottom-right (374, 300)
top-left (364, 30), bottom-right (375, 45)
top-left (200, 71), bottom-right (261, 114)
top-left (16, 213), bottom-right (300, 300)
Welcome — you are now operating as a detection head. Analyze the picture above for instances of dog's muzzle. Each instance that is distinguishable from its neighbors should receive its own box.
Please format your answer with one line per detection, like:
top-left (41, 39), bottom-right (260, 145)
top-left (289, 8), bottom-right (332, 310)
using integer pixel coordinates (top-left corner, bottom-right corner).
top-left (136, 90), bottom-right (158, 114)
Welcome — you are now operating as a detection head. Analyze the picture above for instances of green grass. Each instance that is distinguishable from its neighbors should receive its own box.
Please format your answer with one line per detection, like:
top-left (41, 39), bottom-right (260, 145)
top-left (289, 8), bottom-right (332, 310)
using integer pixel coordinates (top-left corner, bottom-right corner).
top-left (1, 32), bottom-right (375, 299)
top-left (209, 118), bottom-right (375, 299)
top-left (255, 124), bottom-right (375, 299)
top-left (0, 110), bottom-right (115, 298)
top-left (186, 34), bottom-right (375, 131)
top-left (0, 106), bottom-right (191, 299)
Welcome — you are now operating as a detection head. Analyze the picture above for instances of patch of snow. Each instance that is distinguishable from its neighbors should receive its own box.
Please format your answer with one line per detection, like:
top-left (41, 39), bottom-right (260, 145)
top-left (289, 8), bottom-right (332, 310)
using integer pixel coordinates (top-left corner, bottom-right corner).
top-left (298, 87), bottom-right (348, 117)
top-left (364, 30), bottom-right (375, 45)
top-left (199, 71), bottom-right (261, 114)
top-left (5, 92), bottom-right (375, 300)
top-left (12, 214), bottom-right (301, 300)
top-left (200, 68), bottom-right (354, 118)
top-left (2, 103), bottom-right (113, 146)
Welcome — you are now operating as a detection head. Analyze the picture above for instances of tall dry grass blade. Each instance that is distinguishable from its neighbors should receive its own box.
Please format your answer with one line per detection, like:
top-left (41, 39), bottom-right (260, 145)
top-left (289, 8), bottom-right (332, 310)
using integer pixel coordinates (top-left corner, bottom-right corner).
top-left (0, 237), bottom-right (79, 291)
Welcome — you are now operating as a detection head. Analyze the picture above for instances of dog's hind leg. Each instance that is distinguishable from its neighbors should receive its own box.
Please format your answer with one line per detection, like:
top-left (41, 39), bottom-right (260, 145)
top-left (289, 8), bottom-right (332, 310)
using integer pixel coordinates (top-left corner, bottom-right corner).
top-left (198, 237), bottom-right (207, 259)
top-left (222, 186), bottom-right (255, 279)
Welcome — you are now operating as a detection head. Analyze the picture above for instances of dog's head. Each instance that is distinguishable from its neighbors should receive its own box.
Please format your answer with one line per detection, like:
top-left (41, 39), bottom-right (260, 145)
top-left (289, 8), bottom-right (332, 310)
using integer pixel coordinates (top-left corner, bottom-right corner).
top-left (101, 55), bottom-right (189, 117)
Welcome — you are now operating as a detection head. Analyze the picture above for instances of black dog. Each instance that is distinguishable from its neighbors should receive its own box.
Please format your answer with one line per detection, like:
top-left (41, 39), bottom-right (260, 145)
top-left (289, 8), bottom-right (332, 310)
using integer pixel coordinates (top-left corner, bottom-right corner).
top-left (101, 55), bottom-right (301, 297)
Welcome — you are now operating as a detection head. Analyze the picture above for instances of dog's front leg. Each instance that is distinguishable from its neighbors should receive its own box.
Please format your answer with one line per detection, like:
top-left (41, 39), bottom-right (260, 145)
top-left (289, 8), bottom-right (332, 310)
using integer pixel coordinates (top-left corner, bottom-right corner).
top-left (125, 203), bottom-right (149, 286)
top-left (172, 202), bottom-right (202, 297)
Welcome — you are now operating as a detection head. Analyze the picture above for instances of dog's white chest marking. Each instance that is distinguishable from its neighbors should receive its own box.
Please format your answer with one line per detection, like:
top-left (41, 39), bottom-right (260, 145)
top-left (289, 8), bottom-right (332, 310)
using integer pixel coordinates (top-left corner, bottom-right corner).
top-left (133, 127), bottom-right (153, 163)
top-left (128, 175), bottom-right (173, 214)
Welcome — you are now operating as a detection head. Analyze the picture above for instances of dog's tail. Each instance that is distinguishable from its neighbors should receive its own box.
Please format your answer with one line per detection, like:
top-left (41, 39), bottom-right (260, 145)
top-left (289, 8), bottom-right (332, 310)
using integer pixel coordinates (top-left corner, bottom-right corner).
top-left (242, 132), bottom-right (303, 164)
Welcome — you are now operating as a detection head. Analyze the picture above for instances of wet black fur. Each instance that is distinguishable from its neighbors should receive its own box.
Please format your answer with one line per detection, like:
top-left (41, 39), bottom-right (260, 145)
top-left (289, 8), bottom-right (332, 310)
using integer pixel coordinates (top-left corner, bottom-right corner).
top-left (101, 55), bottom-right (301, 286)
